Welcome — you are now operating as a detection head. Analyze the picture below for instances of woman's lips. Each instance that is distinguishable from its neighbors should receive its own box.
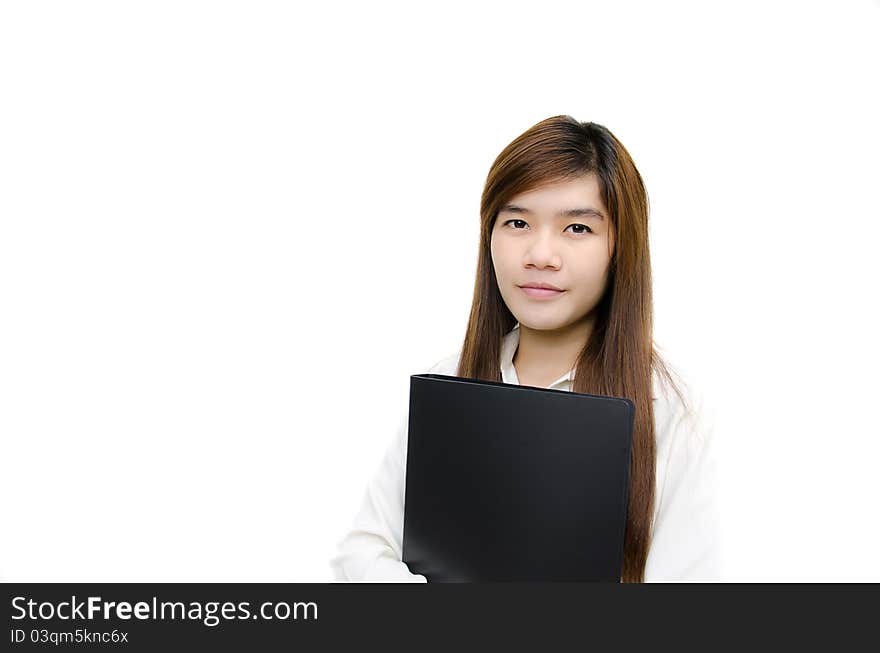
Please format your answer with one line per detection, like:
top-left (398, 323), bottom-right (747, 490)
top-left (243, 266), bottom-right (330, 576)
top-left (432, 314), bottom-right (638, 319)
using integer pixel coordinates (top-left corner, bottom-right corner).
top-left (519, 286), bottom-right (565, 299)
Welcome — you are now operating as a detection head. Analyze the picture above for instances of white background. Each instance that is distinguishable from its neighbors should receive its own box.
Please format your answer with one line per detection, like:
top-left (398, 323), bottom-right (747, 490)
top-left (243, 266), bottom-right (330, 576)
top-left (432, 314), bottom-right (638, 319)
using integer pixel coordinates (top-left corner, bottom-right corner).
top-left (1, 1), bottom-right (878, 582)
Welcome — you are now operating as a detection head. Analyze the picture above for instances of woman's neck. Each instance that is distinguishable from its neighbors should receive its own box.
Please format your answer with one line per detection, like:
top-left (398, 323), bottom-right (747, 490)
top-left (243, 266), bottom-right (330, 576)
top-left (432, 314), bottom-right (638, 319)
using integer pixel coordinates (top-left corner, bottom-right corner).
top-left (513, 314), bottom-right (594, 386)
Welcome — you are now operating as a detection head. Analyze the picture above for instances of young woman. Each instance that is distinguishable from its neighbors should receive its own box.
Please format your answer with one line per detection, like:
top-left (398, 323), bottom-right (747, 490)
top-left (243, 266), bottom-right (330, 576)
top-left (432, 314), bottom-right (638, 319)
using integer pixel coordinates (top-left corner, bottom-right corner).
top-left (330, 116), bottom-right (720, 582)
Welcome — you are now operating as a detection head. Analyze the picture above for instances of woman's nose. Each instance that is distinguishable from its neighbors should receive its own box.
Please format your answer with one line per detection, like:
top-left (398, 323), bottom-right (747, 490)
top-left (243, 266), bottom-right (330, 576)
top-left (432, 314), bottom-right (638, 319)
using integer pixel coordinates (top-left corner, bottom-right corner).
top-left (523, 231), bottom-right (562, 269)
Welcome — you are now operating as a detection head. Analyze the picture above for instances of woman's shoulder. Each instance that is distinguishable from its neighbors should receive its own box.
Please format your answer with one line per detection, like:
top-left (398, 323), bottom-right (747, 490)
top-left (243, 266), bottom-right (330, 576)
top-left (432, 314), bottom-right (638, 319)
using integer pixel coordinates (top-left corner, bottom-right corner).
top-left (651, 363), bottom-right (713, 458)
top-left (425, 350), bottom-right (462, 376)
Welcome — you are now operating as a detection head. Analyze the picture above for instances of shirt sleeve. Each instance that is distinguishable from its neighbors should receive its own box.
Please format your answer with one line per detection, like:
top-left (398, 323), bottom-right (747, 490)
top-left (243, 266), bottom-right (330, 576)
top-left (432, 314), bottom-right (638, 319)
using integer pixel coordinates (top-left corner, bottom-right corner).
top-left (329, 409), bottom-right (428, 582)
top-left (644, 392), bottom-right (723, 581)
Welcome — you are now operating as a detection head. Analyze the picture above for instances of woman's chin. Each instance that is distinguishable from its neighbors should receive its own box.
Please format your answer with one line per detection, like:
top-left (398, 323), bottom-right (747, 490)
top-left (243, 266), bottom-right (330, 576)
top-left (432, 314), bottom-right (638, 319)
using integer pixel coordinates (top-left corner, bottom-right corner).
top-left (514, 314), bottom-right (570, 332)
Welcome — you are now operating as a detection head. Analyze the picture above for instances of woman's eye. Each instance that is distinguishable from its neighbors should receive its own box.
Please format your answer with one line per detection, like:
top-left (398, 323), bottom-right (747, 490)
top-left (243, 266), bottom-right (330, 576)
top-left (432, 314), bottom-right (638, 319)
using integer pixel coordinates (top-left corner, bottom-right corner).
top-left (502, 219), bottom-right (592, 234)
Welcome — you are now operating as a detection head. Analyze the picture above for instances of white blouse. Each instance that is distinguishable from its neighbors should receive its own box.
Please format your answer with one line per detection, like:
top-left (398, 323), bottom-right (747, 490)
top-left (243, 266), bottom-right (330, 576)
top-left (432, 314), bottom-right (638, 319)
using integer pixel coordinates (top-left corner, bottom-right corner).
top-left (330, 324), bottom-right (722, 582)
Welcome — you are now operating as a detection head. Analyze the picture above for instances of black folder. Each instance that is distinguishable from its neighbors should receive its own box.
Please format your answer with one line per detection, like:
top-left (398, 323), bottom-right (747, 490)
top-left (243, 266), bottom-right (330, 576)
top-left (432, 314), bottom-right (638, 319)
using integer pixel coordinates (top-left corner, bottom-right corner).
top-left (402, 373), bottom-right (634, 582)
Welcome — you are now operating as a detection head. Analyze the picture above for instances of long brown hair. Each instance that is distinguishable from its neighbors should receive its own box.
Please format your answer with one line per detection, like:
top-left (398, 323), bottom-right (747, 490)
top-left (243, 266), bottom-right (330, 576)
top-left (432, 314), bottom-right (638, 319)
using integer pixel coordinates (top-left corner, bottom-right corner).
top-left (456, 115), bottom-right (686, 582)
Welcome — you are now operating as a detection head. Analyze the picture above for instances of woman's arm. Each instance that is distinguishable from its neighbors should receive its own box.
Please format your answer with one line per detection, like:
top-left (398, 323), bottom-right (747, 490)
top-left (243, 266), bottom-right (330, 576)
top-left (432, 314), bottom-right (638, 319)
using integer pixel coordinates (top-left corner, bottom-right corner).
top-left (329, 411), bottom-right (428, 582)
top-left (645, 390), bottom-right (723, 581)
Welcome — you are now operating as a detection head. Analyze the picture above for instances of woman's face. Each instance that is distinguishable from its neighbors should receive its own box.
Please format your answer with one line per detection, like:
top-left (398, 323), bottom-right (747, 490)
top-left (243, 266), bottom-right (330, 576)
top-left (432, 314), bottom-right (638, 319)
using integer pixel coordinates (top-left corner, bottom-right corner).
top-left (490, 173), bottom-right (615, 332)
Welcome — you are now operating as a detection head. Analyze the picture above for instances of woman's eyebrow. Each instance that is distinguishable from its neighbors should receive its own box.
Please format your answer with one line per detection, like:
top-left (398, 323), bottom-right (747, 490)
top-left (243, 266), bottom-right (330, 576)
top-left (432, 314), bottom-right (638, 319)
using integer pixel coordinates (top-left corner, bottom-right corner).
top-left (500, 204), bottom-right (605, 220)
